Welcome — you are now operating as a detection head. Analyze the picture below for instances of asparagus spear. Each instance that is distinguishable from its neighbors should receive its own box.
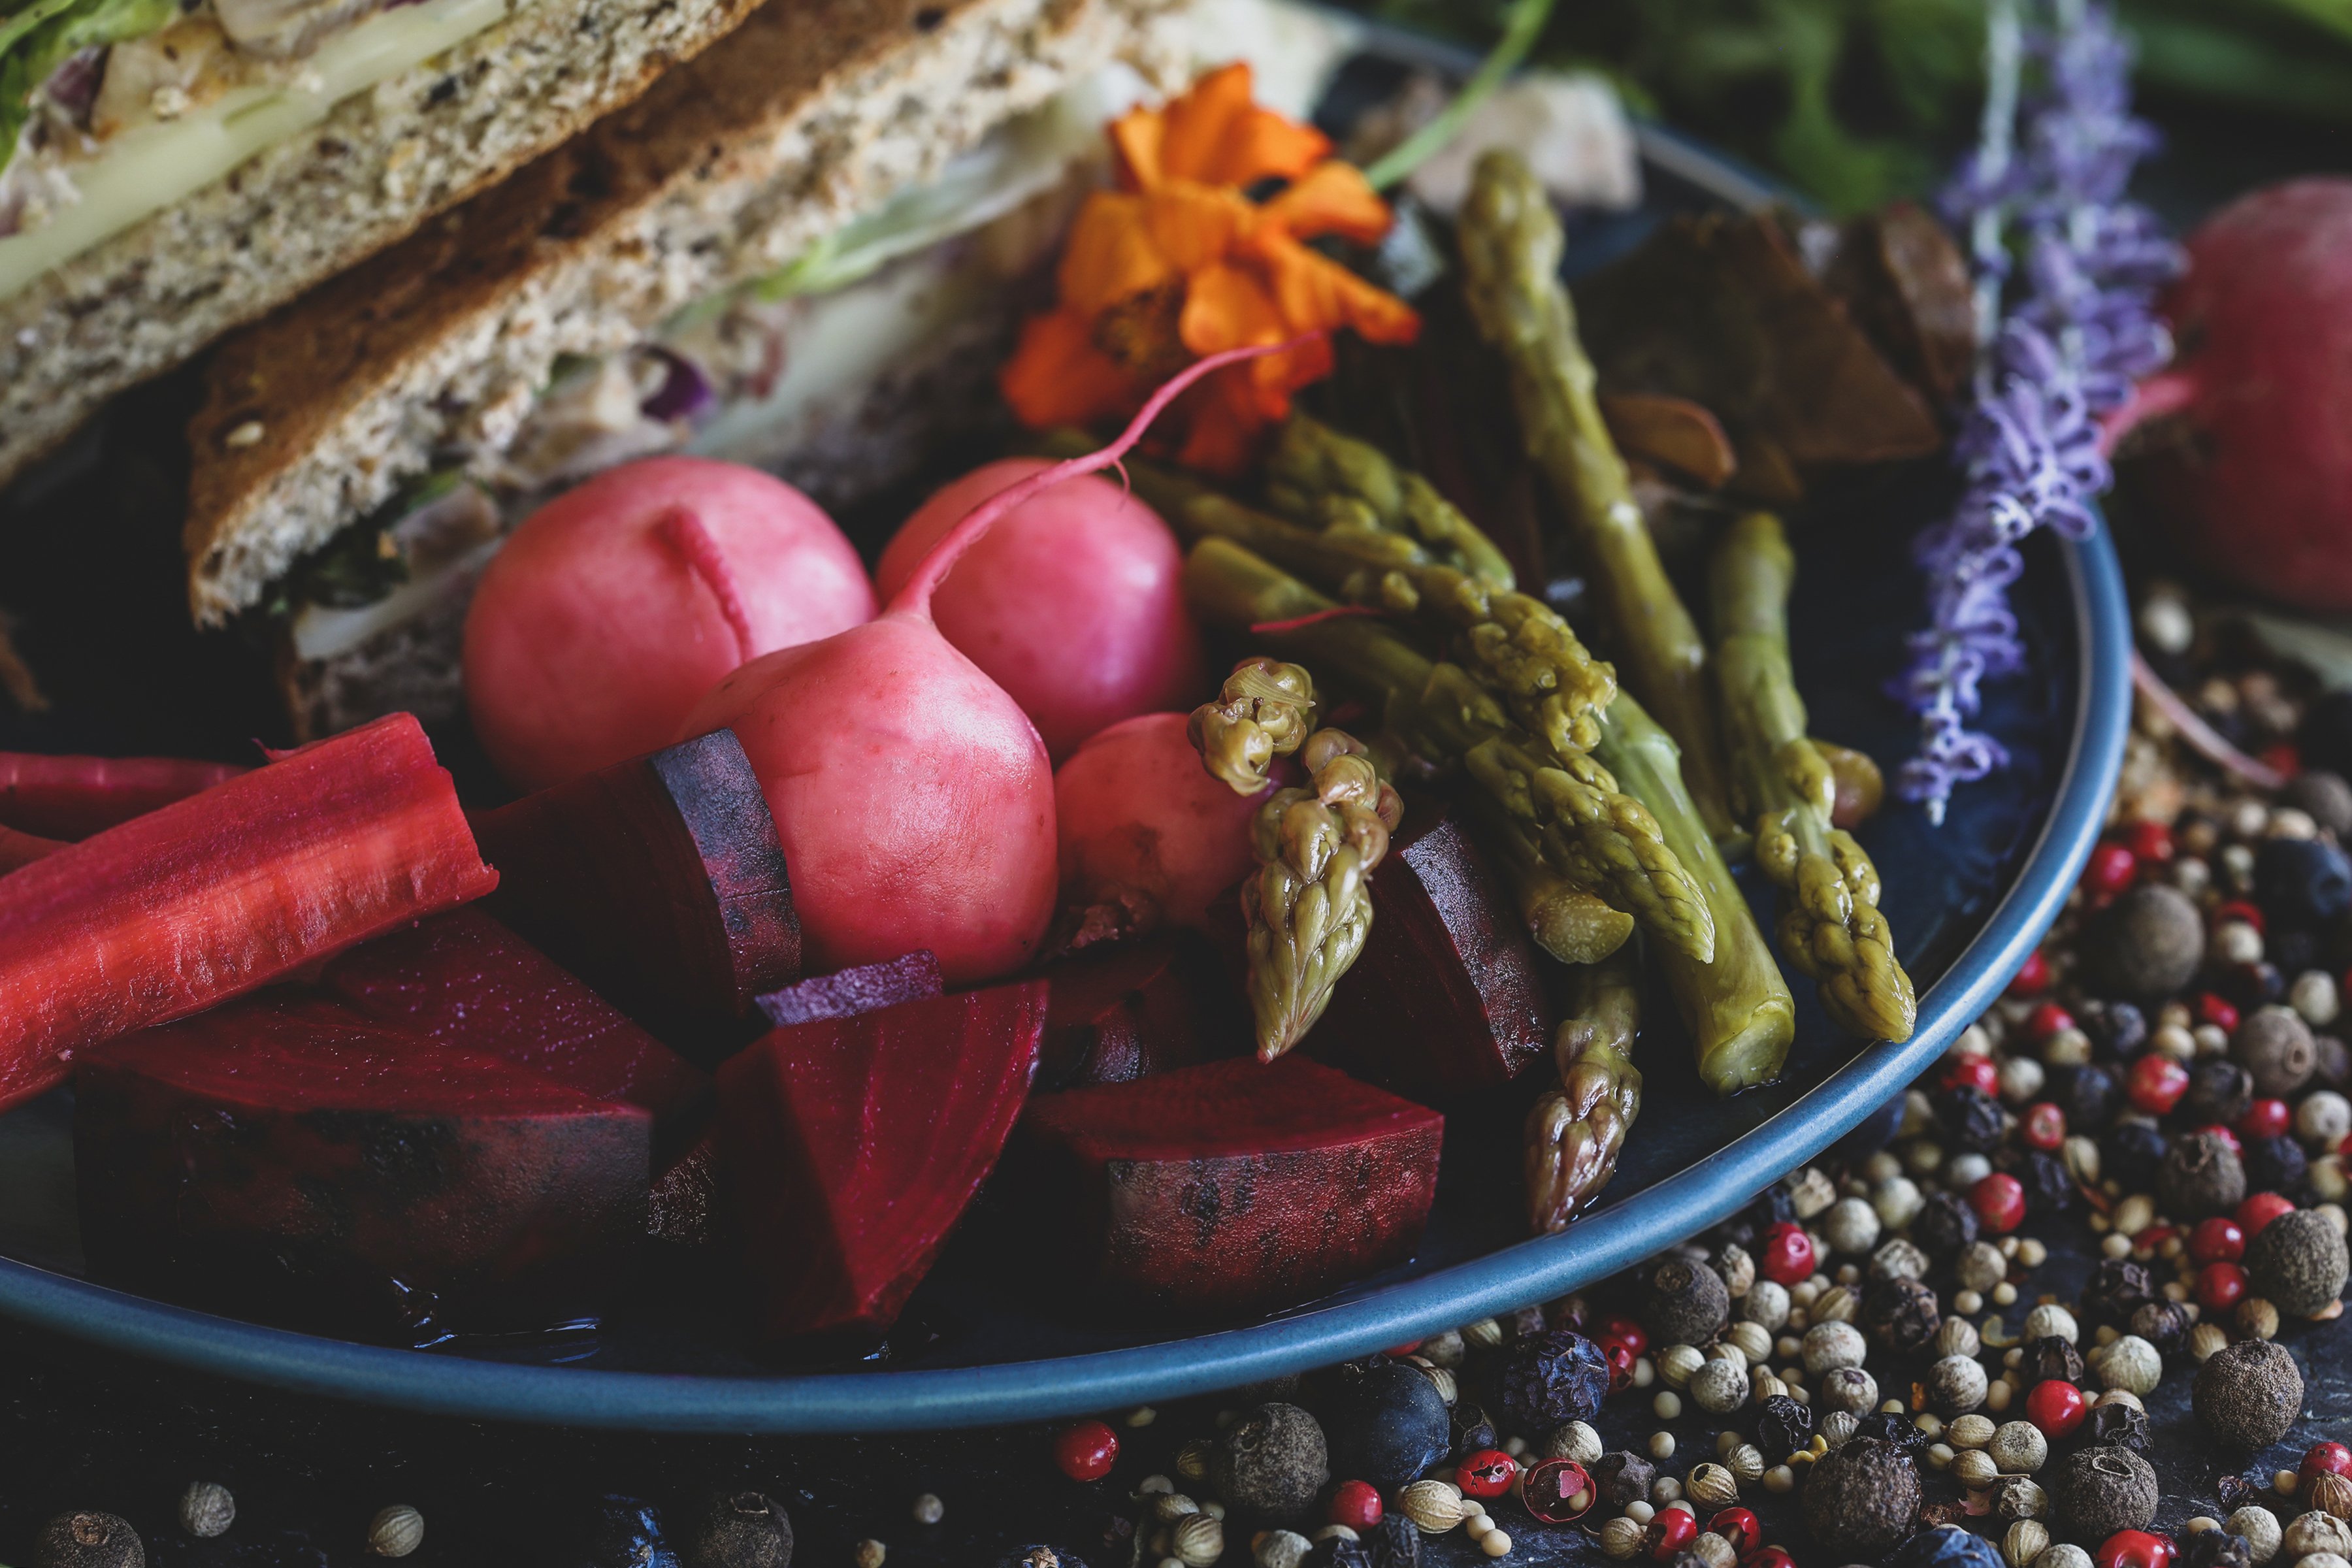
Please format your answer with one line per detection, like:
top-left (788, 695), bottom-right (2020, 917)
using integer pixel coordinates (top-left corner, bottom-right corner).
top-left (1182, 537), bottom-right (1711, 965)
top-left (1526, 945), bottom-right (1643, 1232)
top-left (1190, 655), bottom-right (1316, 794)
top-left (1504, 858), bottom-right (1636, 969)
top-left (1710, 512), bottom-right (1917, 1042)
top-left (1236, 724), bottom-right (1404, 1059)
top-left (1266, 413), bottom-right (1518, 589)
top-left (1458, 150), bottom-right (1737, 840)
top-left (1593, 689), bottom-right (1795, 1095)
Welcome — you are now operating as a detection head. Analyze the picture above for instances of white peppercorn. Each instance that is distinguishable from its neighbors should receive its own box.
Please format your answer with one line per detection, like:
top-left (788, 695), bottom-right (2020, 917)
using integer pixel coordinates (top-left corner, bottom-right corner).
top-left (1928, 1354), bottom-right (1991, 1416)
top-left (1997, 1478), bottom-right (2050, 1522)
top-left (2033, 1547), bottom-right (2095, 1568)
top-left (2299, 1091), bottom-right (2352, 1147)
top-left (2098, 1335), bottom-right (2163, 1396)
top-left (2229, 1505), bottom-right (2283, 1565)
top-left (1938, 1318), bottom-right (1984, 1360)
top-left (2063, 1137), bottom-right (2102, 1186)
top-left (2044, 1028), bottom-right (2093, 1068)
top-left (1256, 1530), bottom-right (1313, 1568)
top-left (2283, 1511), bottom-right (2352, 1561)
top-left (1871, 1238), bottom-right (1931, 1283)
top-left (1825, 1198), bottom-right (1882, 1256)
top-left (1989, 1421), bottom-right (2049, 1474)
top-left (1690, 1358), bottom-right (1748, 1415)
top-left (1875, 1177), bottom-right (1925, 1230)
top-left (1958, 1241), bottom-right (2009, 1294)
top-left (854, 1544), bottom-right (886, 1568)
top-left (1949, 1154), bottom-right (1996, 1193)
top-left (2005, 1520), bottom-right (2052, 1568)
top-left (1547, 1420), bottom-right (1602, 1465)
top-left (1743, 1279), bottom-right (1791, 1333)
top-left (1819, 1367), bottom-right (1879, 1415)
top-left (2000, 1056), bottom-right (2047, 1103)
top-left (180, 1482), bottom-right (235, 1539)
top-left (1687, 1533), bottom-right (1735, 1568)
top-left (2021, 1304), bottom-right (2079, 1345)
top-left (1420, 1330), bottom-right (1465, 1369)
top-left (1820, 1410), bottom-right (1860, 1450)
top-left (2293, 1554), bottom-right (2350, 1568)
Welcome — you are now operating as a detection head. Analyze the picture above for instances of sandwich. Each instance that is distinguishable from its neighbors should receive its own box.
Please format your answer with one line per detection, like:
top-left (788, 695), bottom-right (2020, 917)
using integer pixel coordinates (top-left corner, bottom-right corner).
top-left (0, 0), bottom-right (767, 488)
top-left (178, 0), bottom-right (1362, 740)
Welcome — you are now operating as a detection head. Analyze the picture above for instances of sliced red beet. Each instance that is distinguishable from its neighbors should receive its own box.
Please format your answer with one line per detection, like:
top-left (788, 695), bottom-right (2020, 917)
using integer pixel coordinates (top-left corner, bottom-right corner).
top-left (1311, 807), bottom-right (1551, 1102)
top-left (0, 714), bottom-right (497, 1113)
top-left (755, 950), bottom-right (942, 1028)
top-left (0, 751), bottom-right (246, 839)
top-left (648, 1134), bottom-right (725, 1247)
top-left (716, 980), bottom-right (1046, 1340)
top-left (321, 907), bottom-right (709, 1151)
top-left (1020, 1054), bottom-right (1443, 1317)
top-left (1037, 932), bottom-right (1243, 1090)
top-left (0, 822), bottom-right (63, 874)
top-left (75, 996), bottom-right (649, 1343)
top-left (471, 728), bottom-right (800, 1032)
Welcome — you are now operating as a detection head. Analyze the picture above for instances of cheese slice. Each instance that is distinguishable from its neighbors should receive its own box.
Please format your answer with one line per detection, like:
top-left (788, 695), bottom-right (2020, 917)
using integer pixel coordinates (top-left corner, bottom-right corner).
top-left (0, 0), bottom-right (510, 302)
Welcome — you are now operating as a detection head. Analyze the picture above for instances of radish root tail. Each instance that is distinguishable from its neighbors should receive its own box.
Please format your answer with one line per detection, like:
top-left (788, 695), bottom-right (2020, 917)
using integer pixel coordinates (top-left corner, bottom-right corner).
top-left (660, 506), bottom-right (758, 664)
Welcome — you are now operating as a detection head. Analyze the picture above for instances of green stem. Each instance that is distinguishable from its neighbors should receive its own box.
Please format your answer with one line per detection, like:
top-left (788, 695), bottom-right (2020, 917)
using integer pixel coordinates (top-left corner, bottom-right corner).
top-left (1362, 0), bottom-right (1561, 192)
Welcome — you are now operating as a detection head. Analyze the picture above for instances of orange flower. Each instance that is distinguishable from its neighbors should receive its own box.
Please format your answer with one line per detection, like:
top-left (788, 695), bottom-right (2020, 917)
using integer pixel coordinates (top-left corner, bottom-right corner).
top-left (1000, 63), bottom-right (1420, 474)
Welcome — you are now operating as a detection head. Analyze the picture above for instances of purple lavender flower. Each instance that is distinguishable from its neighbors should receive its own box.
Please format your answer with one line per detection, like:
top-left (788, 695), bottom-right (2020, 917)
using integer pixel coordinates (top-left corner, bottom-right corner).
top-left (1896, 0), bottom-right (2183, 823)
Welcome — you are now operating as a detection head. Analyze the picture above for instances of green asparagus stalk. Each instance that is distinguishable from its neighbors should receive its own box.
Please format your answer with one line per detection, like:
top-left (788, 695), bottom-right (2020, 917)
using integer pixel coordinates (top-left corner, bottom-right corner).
top-left (1710, 512), bottom-right (1917, 1042)
top-left (1190, 656), bottom-right (1316, 794)
top-left (1266, 414), bottom-right (1518, 589)
top-left (1527, 945), bottom-right (1643, 1232)
top-left (1181, 537), bottom-right (1710, 966)
top-left (1593, 689), bottom-right (1795, 1094)
top-left (1503, 858), bottom-right (1637, 968)
top-left (1237, 725), bottom-right (1405, 1059)
top-left (1458, 150), bottom-right (1737, 840)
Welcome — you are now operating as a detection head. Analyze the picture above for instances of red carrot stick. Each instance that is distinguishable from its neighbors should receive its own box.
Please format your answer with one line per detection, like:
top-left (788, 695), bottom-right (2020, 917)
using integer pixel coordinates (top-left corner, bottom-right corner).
top-left (0, 714), bottom-right (496, 1111)
top-left (0, 823), bottom-right (63, 874)
top-left (0, 752), bottom-right (248, 840)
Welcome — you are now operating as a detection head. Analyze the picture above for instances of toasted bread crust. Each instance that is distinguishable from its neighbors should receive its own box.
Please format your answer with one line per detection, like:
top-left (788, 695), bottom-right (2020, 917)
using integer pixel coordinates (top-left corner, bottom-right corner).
top-left (0, 0), bottom-right (764, 495)
top-left (184, 0), bottom-right (1182, 624)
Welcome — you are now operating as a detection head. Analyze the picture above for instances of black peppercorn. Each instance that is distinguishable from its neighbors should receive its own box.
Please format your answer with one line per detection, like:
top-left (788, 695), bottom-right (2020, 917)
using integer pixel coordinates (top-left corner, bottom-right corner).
top-left (1310, 1516), bottom-right (1416, 1568)
top-left (996, 1550), bottom-right (1092, 1568)
top-left (2185, 1060), bottom-right (2257, 1126)
top-left (32, 1512), bottom-right (143, 1568)
top-left (1448, 1401), bottom-right (1496, 1460)
top-left (2215, 961), bottom-right (2285, 1013)
top-left (1591, 1452), bottom-right (1656, 1508)
top-left (2272, 925), bottom-right (2326, 979)
top-left (1486, 1327), bottom-right (1612, 1435)
top-left (1753, 1184), bottom-right (1799, 1228)
top-left (2080, 1257), bottom-right (2157, 1330)
top-left (2217, 1473), bottom-right (2262, 1512)
top-left (1933, 1086), bottom-right (2006, 1154)
top-left (2158, 1129), bottom-right (2248, 1220)
top-left (2193, 1339), bottom-right (2305, 1448)
top-left (2315, 1033), bottom-right (2352, 1092)
top-left (1861, 1278), bottom-right (1942, 1356)
top-left (1800, 1437), bottom-right (1921, 1560)
top-left (1753, 1395), bottom-right (1813, 1465)
top-left (2245, 1134), bottom-right (2310, 1196)
top-left (1321, 1362), bottom-right (1448, 1491)
top-left (1884, 1524), bottom-right (2002, 1568)
top-left (2102, 1117), bottom-right (2170, 1191)
top-left (1910, 1190), bottom-right (1980, 1259)
top-left (2087, 1399), bottom-right (2149, 1451)
top-left (2178, 1529), bottom-right (2253, 1568)
top-left (2245, 1205), bottom-right (2351, 1318)
top-left (1213, 1403), bottom-right (1330, 1524)
top-left (2022, 1334), bottom-right (2085, 1384)
top-left (2234, 1006), bottom-right (2318, 1098)
top-left (2257, 836), bottom-right (2352, 923)
top-left (1998, 1146), bottom-right (2076, 1215)
top-left (2057, 1062), bottom-right (2122, 1129)
top-left (2131, 1298), bottom-right (2193, 1355)
top-left (1638, 1258), bottom-right (1729, 1347)
top-left (2083, 1000), bottom-right (2149, 1059)
top-left (1849, 1411), bottom-right (1926, 1451)
top-left (2053, 1445), bottom-right (2160, 1539)
top-left (1305, 1535), bottom-right (1372, 1568)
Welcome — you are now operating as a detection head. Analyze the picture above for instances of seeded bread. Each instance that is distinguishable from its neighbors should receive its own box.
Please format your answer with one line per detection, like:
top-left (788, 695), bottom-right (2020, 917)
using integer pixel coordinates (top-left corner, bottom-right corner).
top-left (0, 0), bottom-right (763, 494)
top-left (183, 0), bottom-right (1188, 625)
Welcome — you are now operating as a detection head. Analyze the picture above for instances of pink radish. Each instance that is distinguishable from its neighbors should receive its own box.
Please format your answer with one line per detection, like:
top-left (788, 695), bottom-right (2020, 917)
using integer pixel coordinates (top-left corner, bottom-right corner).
top-left (679, 342), bottom-right (1300, 985)
top-left (463, 457), bottom-right (874, 791)
top-left (875, 461), bottom-right (1204, 762)
top-left (2117, 179), bottom-right (2352, 612)
top-left (1055, 712), bottom-right (1268, 939)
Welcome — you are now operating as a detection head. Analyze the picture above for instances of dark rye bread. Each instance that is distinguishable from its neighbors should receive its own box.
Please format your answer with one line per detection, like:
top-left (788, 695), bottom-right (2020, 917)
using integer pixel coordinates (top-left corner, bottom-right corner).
top-left (184, 0), bottom-right (1184, 625)
top-left (0, 0), bottom-right (764, 493)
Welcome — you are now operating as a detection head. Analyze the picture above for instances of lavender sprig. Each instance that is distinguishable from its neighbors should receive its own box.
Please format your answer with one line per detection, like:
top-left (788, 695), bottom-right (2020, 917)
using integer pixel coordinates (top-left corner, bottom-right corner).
top-left (1894, 0), bottom-right (2183, 824)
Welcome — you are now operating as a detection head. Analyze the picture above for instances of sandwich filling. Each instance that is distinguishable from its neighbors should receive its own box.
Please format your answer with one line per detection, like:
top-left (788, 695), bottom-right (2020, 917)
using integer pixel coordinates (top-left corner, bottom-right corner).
top-left (0, 0), bottom-right (510, 297)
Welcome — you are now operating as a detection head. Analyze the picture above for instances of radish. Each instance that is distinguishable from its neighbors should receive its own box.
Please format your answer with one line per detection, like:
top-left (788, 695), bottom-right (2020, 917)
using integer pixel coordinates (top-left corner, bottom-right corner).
top-left (464, 457), bottom-right (875, 791)
top-left (874, 459), bottom-right (1204, 762)
top-left (678, 342), bottom-right (1296, 985)
top-left (1054, 712), bottom-right (1266, 940)
top-left (2119, 178), bottom-right (2352, 612)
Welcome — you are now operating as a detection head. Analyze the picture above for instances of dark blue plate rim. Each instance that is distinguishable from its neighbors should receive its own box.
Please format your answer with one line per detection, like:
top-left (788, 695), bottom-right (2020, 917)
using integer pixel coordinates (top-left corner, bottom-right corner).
top-left (0, 519), bottom-right (2131, 1431)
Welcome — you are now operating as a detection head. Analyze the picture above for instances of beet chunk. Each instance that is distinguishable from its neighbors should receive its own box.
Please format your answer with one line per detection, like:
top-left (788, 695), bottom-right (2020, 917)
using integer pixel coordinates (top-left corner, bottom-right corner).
top-left (717, 980), bottom-right (1046, 1341)
top-left (1037, 931), bottom-right (1244, 1089)
top-left (75, 996), bottom-right (649, 1343)
top-left (1019, 1054), bottom-right (1443, 1316)
top-left (755, 951), bottom-right (941, 1028)
top-left (1307, 808), bottom-right (1550, 1102)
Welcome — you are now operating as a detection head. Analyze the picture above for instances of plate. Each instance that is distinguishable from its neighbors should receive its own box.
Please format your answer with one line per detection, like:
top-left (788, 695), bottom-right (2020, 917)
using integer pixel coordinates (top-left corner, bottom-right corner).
top-left (0, 81), bottom-right (2132, 1431)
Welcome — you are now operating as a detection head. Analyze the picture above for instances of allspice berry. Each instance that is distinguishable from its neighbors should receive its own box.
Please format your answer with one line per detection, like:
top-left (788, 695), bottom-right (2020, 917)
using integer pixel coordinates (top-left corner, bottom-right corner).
top-left (2245, 1206), bottom-right (2350, 1318)
top-left (2159, 1130), bottom-right (2247, 1220)
top-left (33, 1511), bottom-right (143, 1568)
top-left (1639, 1257), bottom-right (1729, 1347)
top-left (1210, 1403), bottom-right (1329, 1524)
top-left (686, 1490), bottom-right (794, 1568)
top-left (2235, 1006), bottom-right (2318, 1098)
top-left (1801, 1437), bottom-right (1921, 1560)
top-left (2053, 1446), bottom-right (2157, 1540)
top-left (2090, 884), bottom-right (2206, 1000)
top-left (2193, 1339), bottom-right (2305, 1448)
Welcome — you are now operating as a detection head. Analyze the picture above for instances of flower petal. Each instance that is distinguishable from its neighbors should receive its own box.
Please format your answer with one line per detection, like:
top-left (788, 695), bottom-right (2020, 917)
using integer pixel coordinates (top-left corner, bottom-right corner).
top-left (1000, 308), bottom-right (1139, 430)
top-left (1058, 191), bottom-right (1178, 318)
top-left (1252, 231), bottom-right (1421, 346)
top-left (1156, 61), bottom-right (1331, 189)
top-left (1259, 161), bottom-right (1394, 246)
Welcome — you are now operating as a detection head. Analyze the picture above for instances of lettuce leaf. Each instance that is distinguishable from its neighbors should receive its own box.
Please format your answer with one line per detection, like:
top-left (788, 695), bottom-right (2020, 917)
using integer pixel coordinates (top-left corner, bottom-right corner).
top-left (1, 0), bottom-right (180, 170)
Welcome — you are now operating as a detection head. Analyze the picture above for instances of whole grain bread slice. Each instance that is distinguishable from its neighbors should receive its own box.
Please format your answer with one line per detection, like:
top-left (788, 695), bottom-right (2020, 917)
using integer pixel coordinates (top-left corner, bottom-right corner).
top-left (0, 0), bottom-right (764, 493)
top-left (183, 0), bottom-right (1184, 625)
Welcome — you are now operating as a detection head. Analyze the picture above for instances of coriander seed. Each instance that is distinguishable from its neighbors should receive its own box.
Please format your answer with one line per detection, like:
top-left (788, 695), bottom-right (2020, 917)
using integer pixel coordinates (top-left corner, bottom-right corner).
top-left (367, 1505), bottom-right (423, 1560)
top-left (178, 1482), bottom-right (234, 1540)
